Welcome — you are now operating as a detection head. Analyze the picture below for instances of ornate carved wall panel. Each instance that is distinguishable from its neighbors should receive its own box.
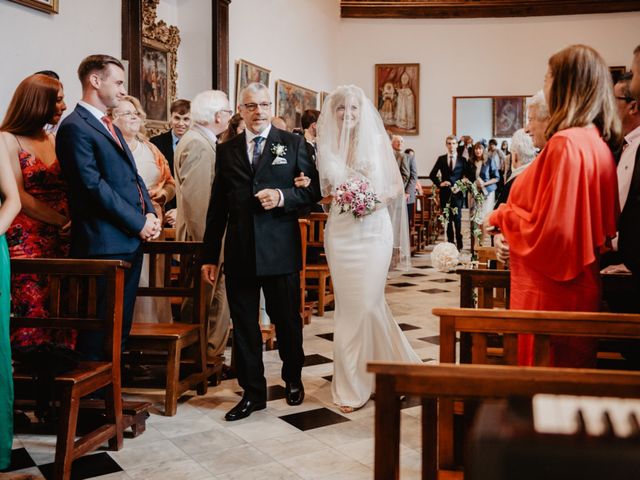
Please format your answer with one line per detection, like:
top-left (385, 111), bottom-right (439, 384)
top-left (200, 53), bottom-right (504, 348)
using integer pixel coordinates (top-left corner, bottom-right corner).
top-left (341, 0), bottom-right (640, 19)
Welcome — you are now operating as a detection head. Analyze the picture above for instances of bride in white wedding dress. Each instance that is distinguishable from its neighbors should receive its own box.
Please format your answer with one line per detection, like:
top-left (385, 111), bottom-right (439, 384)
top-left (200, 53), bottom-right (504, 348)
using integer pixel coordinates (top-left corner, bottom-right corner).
top-left (313, 85), bottom-right (421, 412)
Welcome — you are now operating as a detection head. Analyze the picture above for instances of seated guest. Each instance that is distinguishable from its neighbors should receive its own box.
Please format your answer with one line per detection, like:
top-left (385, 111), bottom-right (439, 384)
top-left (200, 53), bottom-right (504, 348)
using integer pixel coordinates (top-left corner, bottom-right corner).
top-left (110, 95), bottom-right (174, 324)
top-left (494, 129), bottom-right (536, 208)
top-left (0, 136), bottom-right (21, 471)
top-left (486, 44), bottom-right (620, 368)
top-left (219, 112), bottom-right (245, 143)
top-left (150, 98), bottom-right (190, 219)
top-left (0, 74), bottom-right (74, 348)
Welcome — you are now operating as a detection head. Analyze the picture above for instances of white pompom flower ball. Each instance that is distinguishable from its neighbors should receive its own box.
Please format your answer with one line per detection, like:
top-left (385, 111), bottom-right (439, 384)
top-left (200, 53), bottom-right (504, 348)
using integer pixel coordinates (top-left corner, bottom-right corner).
top-left (430, 242), bottom-right (460, 272)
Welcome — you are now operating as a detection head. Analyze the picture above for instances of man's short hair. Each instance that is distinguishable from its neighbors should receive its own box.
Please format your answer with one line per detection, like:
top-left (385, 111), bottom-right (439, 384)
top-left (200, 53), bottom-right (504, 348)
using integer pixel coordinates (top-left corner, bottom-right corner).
top-left (35, 70), bottom-right (60, 80)
top-left (526, 90), bottom-right (550, 121)
top-left (170, 99), bottom-right (190, 115)
top-left (301, 109), bottom-right (320, 130)
top-left (615, 72), bottom-right (634, 99)
top-left (191, 90), bottom-right (229, 124)
top-left (445, 135), bottom-right (457, 143)
top-left (78, 54), bottom-right (124, 85)
top-left (488, 138), bottom-right (498, 147)
top-left (238, 82), bottom-right (269, 105)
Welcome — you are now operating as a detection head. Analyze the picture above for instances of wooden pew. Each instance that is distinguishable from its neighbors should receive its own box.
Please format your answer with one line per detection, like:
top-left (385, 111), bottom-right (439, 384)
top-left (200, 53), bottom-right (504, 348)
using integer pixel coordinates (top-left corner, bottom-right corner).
top-left (126, 241), bottom-right (221, 416)
top-left (433, 307), bottom-right (640, 475)
top-left (367, 362), bottom-right (640, 480)
top-left (11, 258), bottom-right (128, 480)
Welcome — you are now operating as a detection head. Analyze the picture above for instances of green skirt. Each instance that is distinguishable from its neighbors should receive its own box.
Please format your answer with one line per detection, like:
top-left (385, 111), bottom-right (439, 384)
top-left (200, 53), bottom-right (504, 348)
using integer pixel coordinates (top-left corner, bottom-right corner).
top-left (0, 235), bottom-right (13, 469)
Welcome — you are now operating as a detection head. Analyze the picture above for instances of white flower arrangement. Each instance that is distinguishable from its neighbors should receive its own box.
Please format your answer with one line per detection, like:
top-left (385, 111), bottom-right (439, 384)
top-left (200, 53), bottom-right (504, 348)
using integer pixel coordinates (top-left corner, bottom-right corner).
top-left (270, 143), bottom-right (287, 157)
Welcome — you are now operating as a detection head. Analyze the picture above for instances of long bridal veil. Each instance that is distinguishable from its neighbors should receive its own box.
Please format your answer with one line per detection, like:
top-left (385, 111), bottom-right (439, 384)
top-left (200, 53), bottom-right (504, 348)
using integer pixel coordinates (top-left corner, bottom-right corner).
top-left (316, 85), bottom-right (411, 270)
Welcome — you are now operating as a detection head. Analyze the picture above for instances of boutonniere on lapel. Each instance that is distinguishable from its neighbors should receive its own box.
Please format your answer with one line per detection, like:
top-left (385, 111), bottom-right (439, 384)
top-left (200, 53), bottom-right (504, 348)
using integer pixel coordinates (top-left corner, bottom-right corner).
top-left (270, 143), bottom-right (288, 165)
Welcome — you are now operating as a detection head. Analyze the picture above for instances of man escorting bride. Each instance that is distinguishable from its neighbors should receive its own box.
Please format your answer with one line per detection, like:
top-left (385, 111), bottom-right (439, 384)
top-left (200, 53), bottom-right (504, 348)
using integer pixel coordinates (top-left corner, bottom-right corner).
top-left (298, 85), bottom-right (420, 413)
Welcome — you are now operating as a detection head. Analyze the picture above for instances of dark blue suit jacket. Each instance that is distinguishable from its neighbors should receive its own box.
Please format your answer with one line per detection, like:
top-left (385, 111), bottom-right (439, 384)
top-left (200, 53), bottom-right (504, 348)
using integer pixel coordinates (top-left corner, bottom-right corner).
top-left (56, 104), bottom-right (154, 257)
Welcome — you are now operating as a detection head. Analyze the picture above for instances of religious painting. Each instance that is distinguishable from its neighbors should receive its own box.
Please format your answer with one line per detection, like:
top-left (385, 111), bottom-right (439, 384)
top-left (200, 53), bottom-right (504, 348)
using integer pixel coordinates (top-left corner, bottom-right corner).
top-left (493, 96), bottom-right (525, 137)
top-left (609, 65), bottom-right (626, 83)
top-left (275, 80), bottom-right (318, 131)
top-left (8, 0), bottom-right (58, 14)
top-left (375, 63), bottom-right (419, 135)
top-left (235, 59), bottom-right (270, 107)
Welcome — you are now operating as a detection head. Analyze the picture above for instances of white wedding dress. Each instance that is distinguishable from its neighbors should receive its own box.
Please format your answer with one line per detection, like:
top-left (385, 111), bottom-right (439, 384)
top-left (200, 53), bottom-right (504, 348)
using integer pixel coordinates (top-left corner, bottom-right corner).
top-left (325, 206), bottom-right (421, 409)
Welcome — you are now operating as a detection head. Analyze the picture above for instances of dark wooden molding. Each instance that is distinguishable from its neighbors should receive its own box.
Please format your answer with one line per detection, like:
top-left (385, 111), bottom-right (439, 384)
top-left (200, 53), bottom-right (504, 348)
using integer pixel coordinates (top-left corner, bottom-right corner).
top-left (341, 0), bottom-right (640, 19)
top-left (121, 0), bottom-right (143, 99)
top-left (212, 0), bottom-right (231, 94)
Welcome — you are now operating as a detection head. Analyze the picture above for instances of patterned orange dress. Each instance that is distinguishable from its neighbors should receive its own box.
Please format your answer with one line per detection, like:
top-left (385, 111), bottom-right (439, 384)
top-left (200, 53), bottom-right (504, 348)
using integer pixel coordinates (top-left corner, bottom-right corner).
top-left (7, 148), bottom-right (74, 348)
top-left (488, 126), bottom-right (619, 367)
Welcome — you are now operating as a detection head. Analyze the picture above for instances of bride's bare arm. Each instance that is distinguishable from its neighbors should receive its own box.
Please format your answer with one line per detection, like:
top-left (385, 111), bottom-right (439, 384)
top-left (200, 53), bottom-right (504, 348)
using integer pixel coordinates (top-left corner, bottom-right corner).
top-left (319, 195), bottom-right (333, 205)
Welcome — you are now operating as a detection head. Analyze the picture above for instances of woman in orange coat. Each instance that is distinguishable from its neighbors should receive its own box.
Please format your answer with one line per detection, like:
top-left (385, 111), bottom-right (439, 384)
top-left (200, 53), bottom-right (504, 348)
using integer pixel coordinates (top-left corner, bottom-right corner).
top-left (486, 44), bottom-right (620, 367)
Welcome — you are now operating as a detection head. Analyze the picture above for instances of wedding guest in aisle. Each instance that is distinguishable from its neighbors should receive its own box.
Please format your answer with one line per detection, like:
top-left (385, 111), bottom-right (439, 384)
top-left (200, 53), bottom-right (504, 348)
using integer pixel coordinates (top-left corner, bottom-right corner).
top-left (110, 95), bottom-right (175, 324)
top-left (403, 147), bottom-right (418, 223)
top-left (0, 137), bottom-right (21, 471)
top-left (469, 141), bottom-right (500, 227)
top-left (201, 82), bottom-right (320, 421)
top-left (0, 74), bottom-right (74, 348)
top-left (301, 109), bottom-right (320, 163)
top-left (56, 54), bottom-right (160, 360)
top-left (150, 98), bottom-right (190, 223)
top-left (174, 90), bottom-right (231, 359)
top-left (219, 113), bottom-right (245, 143)
top-left (391, 135), bottom-right (410, 190)
top-left (486, 44), bottom-right (620, 368)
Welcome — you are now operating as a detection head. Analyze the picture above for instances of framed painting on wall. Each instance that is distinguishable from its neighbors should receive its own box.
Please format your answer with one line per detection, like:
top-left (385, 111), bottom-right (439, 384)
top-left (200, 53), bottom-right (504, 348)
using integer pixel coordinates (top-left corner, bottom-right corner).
top-left (141, 39), bottom-right (172, 129)
top-left (493, 96), bottom-right (525, 137)
top-left (375, 63), bottom-right (419, 135)
top-left (236, 59), bottom-right (270, 107)
top-left (8, 0), bottom-right (58, 14)
top-left (609, 65), bottom-right (626, 83)
top-left (275, 80), bottom-right (318, 131)
top-left (320, 91), bottom-right (330, 109)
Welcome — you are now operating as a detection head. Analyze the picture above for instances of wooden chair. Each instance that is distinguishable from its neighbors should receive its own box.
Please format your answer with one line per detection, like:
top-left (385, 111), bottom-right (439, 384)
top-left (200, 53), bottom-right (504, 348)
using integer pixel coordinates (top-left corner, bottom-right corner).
top-left (298, 219), bottom-right (313, 325)
top-left (11, 258), bottom-right (127, 480)
top-left (433, 307), bottom-right (640, 475)
top-left (300, 212), bottom-right (334, 316)
top-left (126, 241), bottom-right (221, 416)
top-left (367, 362), bottom-right (640, 480)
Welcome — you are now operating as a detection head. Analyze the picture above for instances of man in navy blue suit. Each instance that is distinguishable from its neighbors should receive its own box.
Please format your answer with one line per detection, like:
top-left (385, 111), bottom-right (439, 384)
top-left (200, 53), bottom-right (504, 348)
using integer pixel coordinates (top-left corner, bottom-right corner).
top-left (56, 54), bottom-right (161, 360)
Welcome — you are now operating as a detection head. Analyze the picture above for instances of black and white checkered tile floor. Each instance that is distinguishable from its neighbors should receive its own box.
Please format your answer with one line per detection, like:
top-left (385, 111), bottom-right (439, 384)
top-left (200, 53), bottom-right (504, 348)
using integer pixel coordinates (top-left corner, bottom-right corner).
top-left (2, 248), bottom-right (462, 480)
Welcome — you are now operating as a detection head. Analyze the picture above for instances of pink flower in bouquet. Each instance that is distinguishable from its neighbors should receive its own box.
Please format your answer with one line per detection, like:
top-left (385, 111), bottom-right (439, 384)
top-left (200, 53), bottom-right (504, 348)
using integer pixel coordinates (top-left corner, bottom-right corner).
top-left (334, 177), bottom-right (380, 220)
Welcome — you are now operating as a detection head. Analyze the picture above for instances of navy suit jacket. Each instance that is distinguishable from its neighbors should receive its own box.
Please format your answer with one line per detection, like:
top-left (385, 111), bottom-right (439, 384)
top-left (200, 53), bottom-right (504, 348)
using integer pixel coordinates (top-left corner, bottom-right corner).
top-left (56, 104), bottom-right (155, 257)
top-left (203, 127), bottom-right (321, 277)
top-left (429, 154), bottom-right (472, 202)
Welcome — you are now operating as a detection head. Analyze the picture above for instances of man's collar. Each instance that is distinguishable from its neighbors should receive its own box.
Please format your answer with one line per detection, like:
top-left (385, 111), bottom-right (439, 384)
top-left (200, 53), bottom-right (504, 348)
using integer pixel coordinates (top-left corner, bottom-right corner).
top-left (246, 124), bottom-right (272, 145)
top-left (624, 124), bottom-right (640, 145)
top-left (78, 101), bottom-right (106, 122)
top-left (171, 130), bottom-right (180, 147)
top-left (192, 123), bottom-right (217, 143)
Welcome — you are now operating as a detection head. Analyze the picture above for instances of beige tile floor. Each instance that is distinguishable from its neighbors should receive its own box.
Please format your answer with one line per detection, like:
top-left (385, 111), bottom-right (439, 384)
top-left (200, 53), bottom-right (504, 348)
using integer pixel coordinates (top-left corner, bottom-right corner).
top-left (5, 245), bottom-right (469, 480)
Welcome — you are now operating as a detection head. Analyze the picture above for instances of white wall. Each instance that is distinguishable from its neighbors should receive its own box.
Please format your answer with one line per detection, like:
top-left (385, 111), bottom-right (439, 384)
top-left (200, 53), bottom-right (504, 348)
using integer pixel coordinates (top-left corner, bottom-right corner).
top-left (228, 0), bottom-right (339, 107)
top-left (336, 12), bottom-right (640, 175)
top-left (0, 0), bottom-right (121, 115)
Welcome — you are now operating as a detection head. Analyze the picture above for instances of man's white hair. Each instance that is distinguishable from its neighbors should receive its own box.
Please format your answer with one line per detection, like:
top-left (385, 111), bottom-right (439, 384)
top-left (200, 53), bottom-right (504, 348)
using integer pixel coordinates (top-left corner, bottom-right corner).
top-left (526, 90), bottom-right (550, 121)
top-left (239, 82), bottom-right (270, 105)
top-left (510, 128), bottom-right (537, 165)
top-left (191, 90), bottom-right (229, 124)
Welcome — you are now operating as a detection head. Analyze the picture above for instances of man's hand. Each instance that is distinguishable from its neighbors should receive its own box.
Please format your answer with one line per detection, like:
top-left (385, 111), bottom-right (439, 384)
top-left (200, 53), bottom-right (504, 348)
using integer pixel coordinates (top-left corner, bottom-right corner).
top-left (201, 264), bottom-right (217, 286)
top-left (494, 233), bottom-right (510, 264)
top-left (294, 172), bottom-right (311, 188)
top-left (164, 208), bottom-right (177, 227)
top-left (255, 189), bottom-right (281, 210)
top-left (440, 181), bottom-right (451, 187)
top-left (139, 213), bottom-right (161, 241)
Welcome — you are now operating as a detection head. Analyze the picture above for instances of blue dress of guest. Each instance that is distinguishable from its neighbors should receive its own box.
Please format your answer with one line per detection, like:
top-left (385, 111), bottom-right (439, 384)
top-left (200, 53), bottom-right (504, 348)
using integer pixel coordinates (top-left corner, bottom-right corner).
top-left (0, 233), bottom-right (12, 470)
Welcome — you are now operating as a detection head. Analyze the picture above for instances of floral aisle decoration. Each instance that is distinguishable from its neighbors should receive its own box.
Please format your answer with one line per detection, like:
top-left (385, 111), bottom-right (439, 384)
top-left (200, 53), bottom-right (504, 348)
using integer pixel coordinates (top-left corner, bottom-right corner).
top-left (438, 178), bottom-right (485, 244)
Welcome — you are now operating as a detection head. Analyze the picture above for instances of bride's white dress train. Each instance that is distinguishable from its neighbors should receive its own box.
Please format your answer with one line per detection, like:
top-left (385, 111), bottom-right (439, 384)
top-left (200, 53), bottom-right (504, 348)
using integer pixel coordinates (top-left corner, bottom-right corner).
top-left (325, 207), bottom-right (421, 409)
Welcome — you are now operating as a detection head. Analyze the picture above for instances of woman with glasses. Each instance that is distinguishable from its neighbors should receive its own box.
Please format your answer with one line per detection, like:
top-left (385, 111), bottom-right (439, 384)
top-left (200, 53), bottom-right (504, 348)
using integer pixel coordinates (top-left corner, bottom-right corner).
top-left (1, 74), bottom-right (74, 349)
top-left (110, 95), bottom-right (175, 324)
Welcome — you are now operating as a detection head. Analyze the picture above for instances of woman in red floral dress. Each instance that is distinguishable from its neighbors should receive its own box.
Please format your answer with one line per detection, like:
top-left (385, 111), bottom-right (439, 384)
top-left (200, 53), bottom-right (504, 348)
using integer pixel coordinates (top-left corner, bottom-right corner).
top-left (0, 74), bottom-right (74, 348)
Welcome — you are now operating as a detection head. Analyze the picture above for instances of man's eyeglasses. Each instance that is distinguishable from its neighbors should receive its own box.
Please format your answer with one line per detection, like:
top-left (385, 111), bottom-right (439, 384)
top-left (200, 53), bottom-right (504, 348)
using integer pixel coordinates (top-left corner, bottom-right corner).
top-left (615, 96), bottom-right (634, 103)
top-left (221, 109), bottom-right (233, 115)
top-left (240, 102), bottom-right (272, 112)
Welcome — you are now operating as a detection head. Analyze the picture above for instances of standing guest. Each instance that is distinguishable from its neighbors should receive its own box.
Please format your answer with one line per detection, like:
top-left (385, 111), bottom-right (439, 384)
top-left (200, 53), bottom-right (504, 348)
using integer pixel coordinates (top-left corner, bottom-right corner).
top-left (219, 113), bottom-right (246, 143)
top-left (429, 135), bottom-right (470, 250)
top-left (470, 141), bottom-right (500, 226)
top-left (201, 82), bottom-right (320, 421)
top-left (0, 137), bottom-right (21, 471)
top-left (174, 90), bottom-right (231, 359)
top-left (272, 116), bottom-right (288, 130)
top-left (486, 44), bottom-right (620, 368)
top-left (494, 129), bottom-right (536, 208)
top-left (391, 135), bottom-right (410, 188)
top-left (110, 95), bottom-right (175, 324)
top-left (1, 74), bottom-right (73, 348)
top-left (457, 135), bottom-right (473, 159)
top-left (403, 148), bottom-right (418, 223)
top-left (500, 140), bottom-right (510, 157)
top-left (301, 109), bottom-right (320, 163)
top-left (150, 99), bottom-right (190, 219)
top-left (56, 54), bottom-right (160, 360)
top-left (35, 71), bottom-right (62, 134)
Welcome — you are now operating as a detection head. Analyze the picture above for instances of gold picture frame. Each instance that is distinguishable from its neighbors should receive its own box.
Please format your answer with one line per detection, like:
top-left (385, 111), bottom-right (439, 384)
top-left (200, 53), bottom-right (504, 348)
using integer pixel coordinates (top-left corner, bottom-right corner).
top-left (8, 0), bottom-right (58, 14)
top-left (275, 80), bottom-right (318, 131)
top-left (235, 59), bottom-right (270, 108)
top-left (375, 63), bottom-right (419, 135)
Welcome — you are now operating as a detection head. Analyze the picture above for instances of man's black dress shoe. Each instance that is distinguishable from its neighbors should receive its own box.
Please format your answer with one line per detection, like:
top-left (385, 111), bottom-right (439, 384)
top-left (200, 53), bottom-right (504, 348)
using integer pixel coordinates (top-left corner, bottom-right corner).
top-left (285, 381), bottom-right (305, 406)
top-left (224, 398), bottom-right (266, 421)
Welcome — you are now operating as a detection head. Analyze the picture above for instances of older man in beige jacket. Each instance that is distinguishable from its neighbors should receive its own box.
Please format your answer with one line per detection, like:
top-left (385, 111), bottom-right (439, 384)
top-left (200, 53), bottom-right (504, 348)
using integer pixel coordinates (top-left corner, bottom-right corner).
top-left (174, 89), bottom-right (232, 358)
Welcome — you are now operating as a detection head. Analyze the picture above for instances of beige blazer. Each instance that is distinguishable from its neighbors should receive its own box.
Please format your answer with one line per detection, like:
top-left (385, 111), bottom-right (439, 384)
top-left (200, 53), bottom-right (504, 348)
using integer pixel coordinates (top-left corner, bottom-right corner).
top-left (174, 126), bottom-right (217, 241)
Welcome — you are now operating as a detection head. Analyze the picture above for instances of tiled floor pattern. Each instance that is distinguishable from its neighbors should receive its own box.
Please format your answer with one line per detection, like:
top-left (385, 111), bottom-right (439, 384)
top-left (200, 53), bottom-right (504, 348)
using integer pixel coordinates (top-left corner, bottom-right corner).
top-left (2, 246), bottom-right (467, 480)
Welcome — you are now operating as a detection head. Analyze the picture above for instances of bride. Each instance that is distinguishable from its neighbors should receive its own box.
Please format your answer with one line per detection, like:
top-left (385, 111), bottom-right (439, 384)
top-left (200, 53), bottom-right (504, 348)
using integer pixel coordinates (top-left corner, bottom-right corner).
top-left (299, 85), bottom-right (421, 412)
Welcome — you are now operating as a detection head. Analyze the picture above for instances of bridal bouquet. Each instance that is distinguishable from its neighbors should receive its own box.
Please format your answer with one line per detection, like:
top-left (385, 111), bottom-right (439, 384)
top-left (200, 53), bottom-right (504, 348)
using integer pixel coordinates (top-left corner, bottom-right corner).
top-left (334, 178), bottom-right (380, 220)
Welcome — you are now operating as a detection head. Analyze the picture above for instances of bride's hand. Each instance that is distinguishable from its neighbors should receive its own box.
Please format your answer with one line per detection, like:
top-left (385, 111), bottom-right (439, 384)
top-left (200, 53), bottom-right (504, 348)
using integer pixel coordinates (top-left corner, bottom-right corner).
top-left (294, 172), bottom-right (311, 188)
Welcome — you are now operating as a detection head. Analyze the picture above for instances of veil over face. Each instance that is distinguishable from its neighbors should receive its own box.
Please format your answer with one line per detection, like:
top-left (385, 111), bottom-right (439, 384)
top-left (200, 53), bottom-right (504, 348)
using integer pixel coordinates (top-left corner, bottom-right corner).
top-left (316, 85), bottom-right (411, 270)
